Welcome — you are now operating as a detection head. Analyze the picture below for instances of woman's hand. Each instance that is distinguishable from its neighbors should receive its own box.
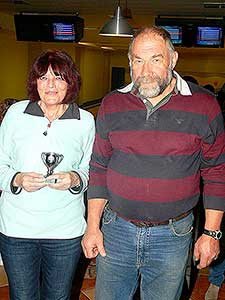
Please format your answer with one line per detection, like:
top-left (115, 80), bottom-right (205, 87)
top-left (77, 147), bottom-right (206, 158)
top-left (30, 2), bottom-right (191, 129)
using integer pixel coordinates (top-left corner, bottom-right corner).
top-left (14, 172), bottom-right (47, 192)
top-left (46, 171), bottom-right (80, 190)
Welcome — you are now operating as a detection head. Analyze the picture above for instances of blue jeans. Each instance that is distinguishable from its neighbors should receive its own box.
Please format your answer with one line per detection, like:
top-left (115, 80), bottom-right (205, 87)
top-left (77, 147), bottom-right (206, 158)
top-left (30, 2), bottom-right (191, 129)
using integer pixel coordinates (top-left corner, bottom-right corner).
top-left (0, 233), bottom-right (82, 300)
top-left (96, 206), bottom-right (193, 300)
top-left (209, 258), bottom-right (225, 287)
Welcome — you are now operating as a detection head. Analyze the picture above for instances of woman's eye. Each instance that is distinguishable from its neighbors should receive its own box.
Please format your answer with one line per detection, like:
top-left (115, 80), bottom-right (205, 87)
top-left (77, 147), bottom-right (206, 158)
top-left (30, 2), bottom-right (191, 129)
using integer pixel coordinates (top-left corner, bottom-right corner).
top-left (40, 76), bottom-right (47, 80)
top-left (55, 76), bottom-right (64, 80)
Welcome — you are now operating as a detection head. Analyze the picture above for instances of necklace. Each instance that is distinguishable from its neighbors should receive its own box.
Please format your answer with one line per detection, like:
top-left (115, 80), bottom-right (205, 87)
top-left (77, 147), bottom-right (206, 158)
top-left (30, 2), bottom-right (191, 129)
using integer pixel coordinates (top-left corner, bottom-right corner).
top-left (39, 102), bottom-right (68, 136)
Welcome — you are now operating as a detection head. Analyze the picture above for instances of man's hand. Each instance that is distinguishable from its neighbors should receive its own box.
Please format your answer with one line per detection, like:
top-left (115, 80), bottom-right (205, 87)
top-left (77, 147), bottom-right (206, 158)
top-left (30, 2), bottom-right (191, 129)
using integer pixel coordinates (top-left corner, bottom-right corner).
top-left (14, 172), bottom-right (46, 192)
top-left (193, 234), bottom-right (220, 269)
top-left (81, 228), bottom-right (106, 259)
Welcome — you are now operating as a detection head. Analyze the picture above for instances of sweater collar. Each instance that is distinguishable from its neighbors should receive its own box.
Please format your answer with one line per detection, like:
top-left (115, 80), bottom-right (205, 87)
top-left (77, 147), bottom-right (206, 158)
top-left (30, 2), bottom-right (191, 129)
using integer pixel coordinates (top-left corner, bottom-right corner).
top-left (24, 101), bottom-right (80, 120)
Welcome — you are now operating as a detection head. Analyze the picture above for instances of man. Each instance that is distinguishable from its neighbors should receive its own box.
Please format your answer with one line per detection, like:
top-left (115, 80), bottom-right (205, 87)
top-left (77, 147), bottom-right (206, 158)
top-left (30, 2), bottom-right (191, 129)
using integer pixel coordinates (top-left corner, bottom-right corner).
top-left (82, 27), bottom-right (225, 300)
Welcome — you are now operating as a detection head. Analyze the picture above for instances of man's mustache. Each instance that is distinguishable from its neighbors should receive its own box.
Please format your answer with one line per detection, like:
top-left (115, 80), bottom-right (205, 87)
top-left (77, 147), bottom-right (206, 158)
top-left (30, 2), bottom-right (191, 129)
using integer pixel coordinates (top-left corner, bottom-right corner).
top-left (136, 75), bottom-right (159, 84)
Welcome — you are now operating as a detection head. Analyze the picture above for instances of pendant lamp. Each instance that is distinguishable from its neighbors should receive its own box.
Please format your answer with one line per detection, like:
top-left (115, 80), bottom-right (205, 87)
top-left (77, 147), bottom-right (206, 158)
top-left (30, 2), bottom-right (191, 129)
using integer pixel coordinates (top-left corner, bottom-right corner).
top-left (99, 1), bottom-right (134, 37)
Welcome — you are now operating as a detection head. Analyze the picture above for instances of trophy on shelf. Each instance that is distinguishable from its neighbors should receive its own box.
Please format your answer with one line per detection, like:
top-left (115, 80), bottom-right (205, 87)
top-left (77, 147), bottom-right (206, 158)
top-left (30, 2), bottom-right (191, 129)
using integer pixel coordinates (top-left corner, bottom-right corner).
top-left (41, 152), bottom-right (64, 183)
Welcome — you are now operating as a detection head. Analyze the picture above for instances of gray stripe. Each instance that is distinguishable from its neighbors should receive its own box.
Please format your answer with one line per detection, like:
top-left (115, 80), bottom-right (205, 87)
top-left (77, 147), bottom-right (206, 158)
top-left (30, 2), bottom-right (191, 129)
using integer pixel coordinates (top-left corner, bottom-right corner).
top-left (201, 153), bottom-right (225, 169)
top-left (202, 113), bottom-right (224, 144)
top-left (108, 192), bottom-right (198, 221)
top-left (204, 194), bottom-right (225, 211)
top-left (87, 185), bottom-right (109, 200)
top-left (91, 153), bottom-right (110, 168)
top-left (109, 150), bottom-right (200, 179)
top-left (102, 109), bottom-right (209, 135)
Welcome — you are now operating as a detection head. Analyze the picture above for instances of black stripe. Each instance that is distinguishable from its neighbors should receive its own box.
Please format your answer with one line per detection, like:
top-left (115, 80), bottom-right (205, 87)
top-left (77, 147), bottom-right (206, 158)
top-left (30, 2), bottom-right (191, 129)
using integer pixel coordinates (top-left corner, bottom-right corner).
top-left (87, 185), bottom-right (109, 200)
top-left (203, 113), bottom-right (224, 144)
top-left (108, 150), bottom-right (201, 179)
top-left (91, 153), bottom-right (110, 168)
top-left (108, 191), bottom-right (198, 222)
top-left (201, 154), bottom-right (225, 169)
top-left (204, 194), bottom-right (225, 211)
top-left (101, 109), bottom-right (209, 136)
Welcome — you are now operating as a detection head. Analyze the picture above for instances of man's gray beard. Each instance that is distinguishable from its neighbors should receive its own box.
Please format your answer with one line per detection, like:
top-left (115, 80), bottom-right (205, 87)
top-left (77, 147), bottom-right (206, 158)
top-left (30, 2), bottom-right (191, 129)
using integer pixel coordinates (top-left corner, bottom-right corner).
top-left (134, 70), bottom-right (173, 99)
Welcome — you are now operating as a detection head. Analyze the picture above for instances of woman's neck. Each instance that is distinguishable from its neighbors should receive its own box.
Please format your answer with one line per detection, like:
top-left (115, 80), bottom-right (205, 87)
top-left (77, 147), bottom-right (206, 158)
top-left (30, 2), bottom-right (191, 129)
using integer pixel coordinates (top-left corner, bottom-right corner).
top-left (39, 101), bottom-right (68, 123)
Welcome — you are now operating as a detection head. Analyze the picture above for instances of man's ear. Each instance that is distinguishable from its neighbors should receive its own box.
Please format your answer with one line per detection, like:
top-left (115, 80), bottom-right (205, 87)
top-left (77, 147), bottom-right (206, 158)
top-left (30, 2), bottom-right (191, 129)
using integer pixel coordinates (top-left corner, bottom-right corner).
top-left (171, 51), bottom-right (178, 69)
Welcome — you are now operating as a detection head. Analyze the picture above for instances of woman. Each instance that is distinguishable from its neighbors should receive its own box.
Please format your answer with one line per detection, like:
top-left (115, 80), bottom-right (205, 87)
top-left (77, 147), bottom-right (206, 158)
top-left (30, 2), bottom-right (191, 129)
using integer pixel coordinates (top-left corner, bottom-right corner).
top-left (0, 50), bottom-right (95, 300)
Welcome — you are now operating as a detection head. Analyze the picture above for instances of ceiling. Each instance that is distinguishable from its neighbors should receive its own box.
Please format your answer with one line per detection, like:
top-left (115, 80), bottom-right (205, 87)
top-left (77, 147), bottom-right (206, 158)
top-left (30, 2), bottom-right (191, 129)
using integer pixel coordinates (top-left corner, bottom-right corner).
top-left (1, 0), bottom-right (225, 50)
top-left (1, 0), bottom-right (225, 16)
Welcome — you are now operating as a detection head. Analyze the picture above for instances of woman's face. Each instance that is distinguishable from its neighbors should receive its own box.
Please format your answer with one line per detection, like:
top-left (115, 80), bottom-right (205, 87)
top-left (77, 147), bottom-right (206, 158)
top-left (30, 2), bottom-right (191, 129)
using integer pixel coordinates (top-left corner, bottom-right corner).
top-left (37, 65), bottom-right (68, 106)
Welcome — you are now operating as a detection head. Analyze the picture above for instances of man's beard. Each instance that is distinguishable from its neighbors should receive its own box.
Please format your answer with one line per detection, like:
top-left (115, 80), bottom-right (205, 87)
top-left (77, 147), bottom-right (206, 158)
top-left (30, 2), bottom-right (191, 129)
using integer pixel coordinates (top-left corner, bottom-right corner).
top-left (133, 69), bottom-right (173, 99)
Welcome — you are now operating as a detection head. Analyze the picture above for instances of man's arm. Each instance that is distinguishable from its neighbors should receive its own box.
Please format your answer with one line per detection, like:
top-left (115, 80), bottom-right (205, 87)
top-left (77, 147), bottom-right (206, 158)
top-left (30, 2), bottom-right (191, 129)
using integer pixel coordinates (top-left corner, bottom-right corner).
top-left (82, 198), bottom-right (107, 258)
top-left (195, 96), bottom-right (225, 269)
top-left (193, 209), bottom-right (224, 269)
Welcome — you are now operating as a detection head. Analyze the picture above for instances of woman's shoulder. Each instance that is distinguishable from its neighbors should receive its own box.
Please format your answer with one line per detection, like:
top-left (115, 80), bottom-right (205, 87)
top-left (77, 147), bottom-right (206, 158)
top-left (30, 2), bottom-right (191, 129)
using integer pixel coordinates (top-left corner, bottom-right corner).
top-left (79, 107), bottom-right (95, 122)
top-left (7, 99), bottom-right (30, 114)
top-left (0, 100), bottom-right (30, 129)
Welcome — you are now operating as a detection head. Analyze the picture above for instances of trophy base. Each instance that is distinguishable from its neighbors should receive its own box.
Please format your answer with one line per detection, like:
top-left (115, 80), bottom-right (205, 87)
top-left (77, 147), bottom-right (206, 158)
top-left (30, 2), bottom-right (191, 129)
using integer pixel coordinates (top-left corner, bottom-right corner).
top-left (45, 178), bottom-right (58, 184)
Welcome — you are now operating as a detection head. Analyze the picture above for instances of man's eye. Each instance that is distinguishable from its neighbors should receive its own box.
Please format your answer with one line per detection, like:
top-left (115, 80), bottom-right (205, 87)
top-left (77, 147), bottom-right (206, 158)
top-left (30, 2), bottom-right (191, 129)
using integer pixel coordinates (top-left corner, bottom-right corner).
top-left (133, 59), bottom-right (143, 65)
top-left (152, 58), bottom-right (161, 64)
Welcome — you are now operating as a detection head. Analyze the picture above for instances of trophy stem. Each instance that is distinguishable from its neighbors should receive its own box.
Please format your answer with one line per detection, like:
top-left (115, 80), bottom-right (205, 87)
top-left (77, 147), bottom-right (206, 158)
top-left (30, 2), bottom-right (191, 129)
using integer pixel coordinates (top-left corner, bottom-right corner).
top-left (41, 152), bottom-right (64, 179)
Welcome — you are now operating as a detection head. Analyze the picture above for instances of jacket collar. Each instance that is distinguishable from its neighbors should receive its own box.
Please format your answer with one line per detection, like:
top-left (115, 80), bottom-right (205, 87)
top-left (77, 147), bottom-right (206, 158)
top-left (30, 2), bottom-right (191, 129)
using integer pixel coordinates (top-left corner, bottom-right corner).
top-left (24, 101), bottom-right (80, 120)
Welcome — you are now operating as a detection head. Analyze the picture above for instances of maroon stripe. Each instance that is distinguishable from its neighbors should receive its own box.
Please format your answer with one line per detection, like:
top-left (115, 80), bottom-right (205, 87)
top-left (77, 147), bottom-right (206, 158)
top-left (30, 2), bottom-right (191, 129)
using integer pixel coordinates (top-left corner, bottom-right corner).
top-left (93, 134), bottom-right (112, 157)
top-left (107, 169), bottom-right (199, 203)
top-left (202, 162), bottom-right (225, 182)
top-left (98, 93), bottom-right (220, 124)
top-left (204, 182), bottom-right (225, 198)
top-left (162, 94), bottom-right (220, 123)
top-left (202, 132), bottom-right (225, 159)
top-left (98, 94), bottom-right (145, 117)
top-left (89, 171), bottom-right (106, 187)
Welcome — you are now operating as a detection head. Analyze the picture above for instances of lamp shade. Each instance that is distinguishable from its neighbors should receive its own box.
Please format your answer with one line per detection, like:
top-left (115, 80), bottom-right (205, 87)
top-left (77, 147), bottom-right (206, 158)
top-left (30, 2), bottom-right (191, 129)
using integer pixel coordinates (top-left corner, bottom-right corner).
top-left (99, 5), bottom-right (134, 37)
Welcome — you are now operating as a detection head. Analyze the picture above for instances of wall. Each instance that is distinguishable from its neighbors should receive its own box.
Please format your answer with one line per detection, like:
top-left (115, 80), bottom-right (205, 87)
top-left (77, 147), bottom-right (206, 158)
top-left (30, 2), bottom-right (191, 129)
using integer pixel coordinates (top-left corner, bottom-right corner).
top-left (79, 47), bottom-right (110, 104)
top-left (0, 13), bottom-right (28, 100)
top-left (2, 11), bottom-right (225, 104)
top-left (110, 47), bottom-right (225, 92)
top-left (110, 51), bottom-right (131, 86)
top-left (176, 47), bottom-right (225, 90)
top-left (0, 12), bottom-right (110, 105)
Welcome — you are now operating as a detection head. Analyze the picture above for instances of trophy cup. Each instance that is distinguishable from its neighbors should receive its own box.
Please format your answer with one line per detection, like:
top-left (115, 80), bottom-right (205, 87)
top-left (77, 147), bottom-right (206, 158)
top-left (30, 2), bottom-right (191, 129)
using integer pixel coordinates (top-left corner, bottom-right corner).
top-left (41, 152), bottom-right (64, 183)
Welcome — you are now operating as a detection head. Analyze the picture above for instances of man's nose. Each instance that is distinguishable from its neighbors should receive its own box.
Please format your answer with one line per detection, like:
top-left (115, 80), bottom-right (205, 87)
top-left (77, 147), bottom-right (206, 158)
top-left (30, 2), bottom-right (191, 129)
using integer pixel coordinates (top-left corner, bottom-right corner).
top-left (141, 61), bottom-right (151, 75)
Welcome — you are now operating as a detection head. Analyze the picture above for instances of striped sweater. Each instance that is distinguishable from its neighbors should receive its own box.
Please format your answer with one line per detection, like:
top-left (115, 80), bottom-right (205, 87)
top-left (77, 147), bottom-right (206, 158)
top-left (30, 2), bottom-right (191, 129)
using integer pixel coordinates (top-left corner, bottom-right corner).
top-left (88, 72), bottom-right (225, 222)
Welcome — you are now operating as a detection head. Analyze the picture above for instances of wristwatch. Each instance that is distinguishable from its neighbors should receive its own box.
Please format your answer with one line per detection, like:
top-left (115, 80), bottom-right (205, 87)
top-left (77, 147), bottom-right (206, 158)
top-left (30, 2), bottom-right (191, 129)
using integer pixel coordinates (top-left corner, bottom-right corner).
top-left (203, 229), bottom-right (222, 240)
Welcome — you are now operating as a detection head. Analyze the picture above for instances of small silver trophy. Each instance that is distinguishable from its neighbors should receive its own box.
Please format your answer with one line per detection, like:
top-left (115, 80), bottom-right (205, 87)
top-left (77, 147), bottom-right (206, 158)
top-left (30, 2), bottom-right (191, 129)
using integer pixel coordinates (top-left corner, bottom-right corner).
top-left (41, 152), bottom-right (64, 183)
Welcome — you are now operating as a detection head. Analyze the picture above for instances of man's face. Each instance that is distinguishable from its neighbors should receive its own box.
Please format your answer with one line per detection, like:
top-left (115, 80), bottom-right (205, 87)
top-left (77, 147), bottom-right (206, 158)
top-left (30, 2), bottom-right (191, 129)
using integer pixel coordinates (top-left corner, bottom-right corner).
top-left (130, 33), bottom-right (177, 98)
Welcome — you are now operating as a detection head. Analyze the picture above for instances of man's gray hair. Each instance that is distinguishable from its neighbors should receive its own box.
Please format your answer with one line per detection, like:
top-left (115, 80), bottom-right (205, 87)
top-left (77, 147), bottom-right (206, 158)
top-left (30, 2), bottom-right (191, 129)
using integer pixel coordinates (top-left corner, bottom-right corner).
top-left (128, 26), bottom-right (175, 61)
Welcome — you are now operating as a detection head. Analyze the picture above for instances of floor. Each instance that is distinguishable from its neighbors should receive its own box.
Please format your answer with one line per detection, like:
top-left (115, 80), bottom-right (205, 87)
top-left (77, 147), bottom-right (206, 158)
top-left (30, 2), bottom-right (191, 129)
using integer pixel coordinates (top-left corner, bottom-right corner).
top-left (190, 273), bottom-right (225, 300)
top-left (0, 261), bottom-right (225, 300)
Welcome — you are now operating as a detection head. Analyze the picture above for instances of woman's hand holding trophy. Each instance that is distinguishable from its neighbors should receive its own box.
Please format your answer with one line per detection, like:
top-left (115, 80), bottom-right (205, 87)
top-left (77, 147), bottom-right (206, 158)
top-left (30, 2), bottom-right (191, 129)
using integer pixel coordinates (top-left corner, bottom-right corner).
top-left (41, 152), bottom-right (80, 190)
top-left (12, 151), bottom-right (80, 192)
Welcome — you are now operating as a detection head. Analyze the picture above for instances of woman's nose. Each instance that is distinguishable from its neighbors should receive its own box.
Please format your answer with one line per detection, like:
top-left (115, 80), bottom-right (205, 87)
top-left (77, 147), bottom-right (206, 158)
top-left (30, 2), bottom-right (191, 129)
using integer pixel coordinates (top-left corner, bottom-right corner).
top-left (47, 77), bottom-right (55, 88)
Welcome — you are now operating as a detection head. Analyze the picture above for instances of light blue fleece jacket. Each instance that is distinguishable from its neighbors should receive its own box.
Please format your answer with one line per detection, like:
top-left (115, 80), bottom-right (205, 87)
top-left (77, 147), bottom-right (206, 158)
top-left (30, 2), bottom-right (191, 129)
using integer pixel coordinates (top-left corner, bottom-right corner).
top-left (0, 100), bottom-right (95, 239)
